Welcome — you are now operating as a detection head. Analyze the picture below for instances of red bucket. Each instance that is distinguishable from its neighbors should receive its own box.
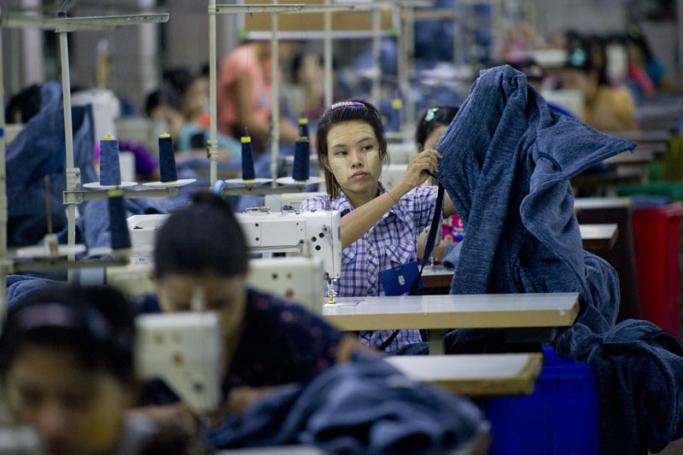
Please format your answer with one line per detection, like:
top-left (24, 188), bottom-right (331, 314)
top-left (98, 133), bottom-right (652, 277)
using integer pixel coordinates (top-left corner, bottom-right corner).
top-left (632, 202), bottom-right (683, 336)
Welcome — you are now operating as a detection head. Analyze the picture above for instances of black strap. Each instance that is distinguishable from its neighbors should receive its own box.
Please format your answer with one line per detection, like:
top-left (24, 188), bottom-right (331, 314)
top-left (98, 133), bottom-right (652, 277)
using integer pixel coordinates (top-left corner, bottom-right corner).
top-left (410, 183), bottom-right (445, 294)
top-left (378, 183), bottom-right (445, 352)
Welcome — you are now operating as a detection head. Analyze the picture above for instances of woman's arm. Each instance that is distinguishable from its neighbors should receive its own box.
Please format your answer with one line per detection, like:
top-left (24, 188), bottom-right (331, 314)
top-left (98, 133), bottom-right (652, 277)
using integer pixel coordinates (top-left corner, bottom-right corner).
top-left (335, 334), bottom-right (377, 363)
top-left (340, 150), bottom-right (441, 248)
top-left (443, 192), bottom-right (456, 217)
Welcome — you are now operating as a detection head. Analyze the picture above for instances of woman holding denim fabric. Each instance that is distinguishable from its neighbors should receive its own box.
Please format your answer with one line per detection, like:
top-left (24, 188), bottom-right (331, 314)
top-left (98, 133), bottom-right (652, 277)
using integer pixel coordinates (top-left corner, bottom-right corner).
top-left (300, 100), bottom-right (457, 354)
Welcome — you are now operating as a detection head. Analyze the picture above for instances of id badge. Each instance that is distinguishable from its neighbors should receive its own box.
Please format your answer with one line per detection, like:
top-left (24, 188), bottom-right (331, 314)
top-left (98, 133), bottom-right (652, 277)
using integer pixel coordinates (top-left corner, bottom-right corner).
top-left (379, 261), bottom-right (421, 296)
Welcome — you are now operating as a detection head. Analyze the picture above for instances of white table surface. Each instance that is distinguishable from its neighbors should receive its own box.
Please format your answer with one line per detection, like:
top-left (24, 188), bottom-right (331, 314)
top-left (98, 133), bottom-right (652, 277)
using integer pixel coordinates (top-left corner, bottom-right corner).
top-left (323, 293), bottom-right (579, 331)
top-left (387, 353), bottom-right (543, 396)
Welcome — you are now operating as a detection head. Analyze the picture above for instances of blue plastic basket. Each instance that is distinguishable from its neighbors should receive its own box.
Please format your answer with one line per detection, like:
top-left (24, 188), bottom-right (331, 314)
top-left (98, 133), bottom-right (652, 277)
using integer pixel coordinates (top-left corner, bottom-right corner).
top-left (482, 347), bottom-right (599, 455)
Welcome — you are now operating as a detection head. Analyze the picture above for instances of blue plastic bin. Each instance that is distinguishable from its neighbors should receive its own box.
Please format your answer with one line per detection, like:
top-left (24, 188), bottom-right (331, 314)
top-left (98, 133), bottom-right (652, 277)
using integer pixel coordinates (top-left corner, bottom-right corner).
top-left (482, 347), bottom-right (599, 455)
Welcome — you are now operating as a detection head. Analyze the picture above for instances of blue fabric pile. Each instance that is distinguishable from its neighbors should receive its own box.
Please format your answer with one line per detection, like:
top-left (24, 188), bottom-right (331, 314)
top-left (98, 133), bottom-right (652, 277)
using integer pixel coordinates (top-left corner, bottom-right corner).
top-left (7, 83), bottom-right (97, 247)
top-left (206, 353), bottom-right (482, 454)
top-left (436, 65), bottom-right (683, 454)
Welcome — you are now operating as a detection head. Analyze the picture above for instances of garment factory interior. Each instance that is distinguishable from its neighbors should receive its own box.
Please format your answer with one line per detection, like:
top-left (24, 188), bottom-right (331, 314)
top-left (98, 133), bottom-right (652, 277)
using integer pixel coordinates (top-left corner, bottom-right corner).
top-left (2, 0), bottom-right (683, 454)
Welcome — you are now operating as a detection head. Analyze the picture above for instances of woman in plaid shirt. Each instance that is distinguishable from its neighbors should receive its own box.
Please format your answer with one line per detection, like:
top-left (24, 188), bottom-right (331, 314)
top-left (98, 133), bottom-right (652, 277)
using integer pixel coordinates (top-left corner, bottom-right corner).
top-left (300, 100), bottom-right (457, 354)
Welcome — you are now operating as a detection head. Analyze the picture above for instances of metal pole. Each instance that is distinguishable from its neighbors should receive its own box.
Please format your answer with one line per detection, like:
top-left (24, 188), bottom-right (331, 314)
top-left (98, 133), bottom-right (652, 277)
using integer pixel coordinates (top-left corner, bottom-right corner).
top-left (453, 3), bottom-right (462, 67)
top-left (400, 4), bottom-right (416, 136)
top-left (324, 0), bottom-right (333, 108)
top-left (678, 0), bottom-right (683, 88)
top-left (371, 7), bottom-right (381, 106)
top-left (270, 4), bottom-right (280, 185)
top-left (397, 4), bottom-right (406, 132)
top-left (208, 0), bottom-right (218, 186)
top-left (58, 30), bottom-right (78, 274)
top-left (0, 28), bottom-right (7, 321)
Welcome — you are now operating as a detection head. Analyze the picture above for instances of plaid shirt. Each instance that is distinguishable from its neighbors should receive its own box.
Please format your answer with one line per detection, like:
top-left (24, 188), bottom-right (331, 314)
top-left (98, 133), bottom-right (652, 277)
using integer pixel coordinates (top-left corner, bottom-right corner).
top-left (300, 185), bottom-right (439, 352)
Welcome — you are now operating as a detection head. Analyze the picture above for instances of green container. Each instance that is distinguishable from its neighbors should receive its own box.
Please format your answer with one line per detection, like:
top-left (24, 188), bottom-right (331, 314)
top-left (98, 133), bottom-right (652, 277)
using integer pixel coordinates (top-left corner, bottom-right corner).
top-left (648, 160), bottom-right (664, 182)
top-left (617, 182), bottom-right (683, 201)
top-left (663, 135), bottom-right (683, 182)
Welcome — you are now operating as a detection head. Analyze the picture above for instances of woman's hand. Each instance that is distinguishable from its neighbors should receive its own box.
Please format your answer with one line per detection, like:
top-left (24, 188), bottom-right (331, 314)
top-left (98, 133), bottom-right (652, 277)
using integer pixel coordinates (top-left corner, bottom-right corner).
top-left (130, 403), bottom-right (200, 437)
top-left (417, 230), bottom-right (453, 262)
top-left (399, 149), bottom-right (442, 191)
top-left (209, 386), bottom-right (281, 426)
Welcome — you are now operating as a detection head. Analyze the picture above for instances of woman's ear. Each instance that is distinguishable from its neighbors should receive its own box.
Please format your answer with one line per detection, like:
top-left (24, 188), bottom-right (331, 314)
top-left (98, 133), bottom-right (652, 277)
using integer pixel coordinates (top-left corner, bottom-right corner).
top-left (381, 146), bottom-right (390, 165)
top-left (320, 153), bottom-right (332, 172)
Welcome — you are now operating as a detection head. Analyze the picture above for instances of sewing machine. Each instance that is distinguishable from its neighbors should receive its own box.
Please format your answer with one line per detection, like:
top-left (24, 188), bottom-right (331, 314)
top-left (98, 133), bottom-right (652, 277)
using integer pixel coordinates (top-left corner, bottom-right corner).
top-left (127, 210), bottom-right (342, 281)
top-left (0, 427), bottom-right (42, 454)
top-left (264, 192), bottom-right (327, 212)
top-left (130, 217), bottom-right (333, 413)
top-left (107, 256), bottom-right (326, 313)
top-left (135, 310), bottom-right (224, 414)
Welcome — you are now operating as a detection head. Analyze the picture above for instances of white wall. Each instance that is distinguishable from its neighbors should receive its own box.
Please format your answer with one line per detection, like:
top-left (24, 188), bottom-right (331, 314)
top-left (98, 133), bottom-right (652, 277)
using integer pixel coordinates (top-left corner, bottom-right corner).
top-left (530, 0), bottom-right (629, 35)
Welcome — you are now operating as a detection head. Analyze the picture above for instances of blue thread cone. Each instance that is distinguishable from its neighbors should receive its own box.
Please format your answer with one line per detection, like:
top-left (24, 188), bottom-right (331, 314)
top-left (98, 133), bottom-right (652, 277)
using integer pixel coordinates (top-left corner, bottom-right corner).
top-left (241, 136), bottom-right (256, 181)
top-left (292, 139), bottom-right (310, 182)
top-left (158, 133), bottom-right (178, 182)
top-left (100, 136), bottom-right (121, 186)
top-left (107, 191), bottom-right (131, 250)
top-left (298, 117), bottom-right (309, 138)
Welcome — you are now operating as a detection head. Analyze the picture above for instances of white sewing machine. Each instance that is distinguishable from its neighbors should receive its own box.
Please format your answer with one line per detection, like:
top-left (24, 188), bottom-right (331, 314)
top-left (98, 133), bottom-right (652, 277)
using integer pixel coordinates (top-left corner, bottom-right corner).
top-left (264, 192), bottom-right (327, 212)
top-left (127, 210), bottom-right (342, 282)
top-left (135, 310), bottom-right (224, 414)
top-left (107, 256), bottom-right (326, 314)
top-left (130, 211), bottom-right (338, 414)
top-left (0, 427), bottom-right (42, 454)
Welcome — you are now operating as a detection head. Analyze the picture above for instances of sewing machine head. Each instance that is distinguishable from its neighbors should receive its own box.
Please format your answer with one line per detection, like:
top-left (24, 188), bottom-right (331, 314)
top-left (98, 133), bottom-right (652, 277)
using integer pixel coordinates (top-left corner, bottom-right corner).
top-left (135, 309), bottom-right (224, 415)
top-left (0, 427), bottom-right (42, 454)
top-left (236, 209), bottom-right (341, 281)
top-left (127, 209), bottom-right (342, 281)
top-left (264, 192), bottom-right (327, 212)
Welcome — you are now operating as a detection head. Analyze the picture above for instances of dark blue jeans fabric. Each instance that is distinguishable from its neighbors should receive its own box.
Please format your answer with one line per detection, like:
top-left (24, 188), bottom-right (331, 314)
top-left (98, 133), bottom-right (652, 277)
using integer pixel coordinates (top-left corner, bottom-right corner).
top-left (436, 65), bottom-right (682, 454)
top-left (205, 352), bottom-right (482, 454)
top-left (7, 83), bottom-right (97, 247)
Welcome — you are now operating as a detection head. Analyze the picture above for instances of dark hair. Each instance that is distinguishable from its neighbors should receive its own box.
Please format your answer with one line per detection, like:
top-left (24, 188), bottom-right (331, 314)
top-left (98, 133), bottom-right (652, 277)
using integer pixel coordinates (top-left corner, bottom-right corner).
top-left (0, 284), bottom-right (135, 383)
top-left (627, 24), bottom-right (653, 60)
top-left (291, 52), bottom-right (326, 83)
top-left (162, 68), bottom-right (195, 99)
top-left (508, 59), bottom-right (546, 84)
top-left (589, 35), bottom-right (610, 86)
top-left (200, 62), bottom-right (210, 78)
top-left (565, 32), bottom-right (610, 86)
top-left (315, 99), bottom-right (387, 199)
top-left (154, 192), bottom-right (248, 279)
top-left (144, 69), bottom-right (195, 117)
top-left (5, 84), bottom-right (42, 124)
top-left (415, 106), bottom-right (460, 151)
top-left (144, 83), bottom-right (183, 117)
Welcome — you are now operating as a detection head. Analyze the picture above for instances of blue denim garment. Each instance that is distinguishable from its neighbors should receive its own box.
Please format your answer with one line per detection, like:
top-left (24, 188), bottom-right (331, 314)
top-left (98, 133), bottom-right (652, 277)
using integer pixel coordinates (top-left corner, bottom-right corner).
top-left (6, 275), bottom-right (63, 309)
top-left (436, 66), bottom-right (633, 331)
top-left (205, 351), bottom-right (482, 454)
top-left (436, 65), bottom-right (683, 454)
top-left (589, 319), bottom-right (683, 454)
top-left (79, 191), bottom-right (197, 250)
top-left (7, 83), bottom-right (97, 246)
top-left (442, 241), bottom-right (462, 271)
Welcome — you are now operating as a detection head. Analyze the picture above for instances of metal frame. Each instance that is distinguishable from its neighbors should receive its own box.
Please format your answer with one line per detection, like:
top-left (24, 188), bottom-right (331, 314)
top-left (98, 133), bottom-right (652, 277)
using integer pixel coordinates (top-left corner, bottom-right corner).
top-left (207, 2), bottom-right (357, 188)
top-left (0, 10), bottom-right (170, 317)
